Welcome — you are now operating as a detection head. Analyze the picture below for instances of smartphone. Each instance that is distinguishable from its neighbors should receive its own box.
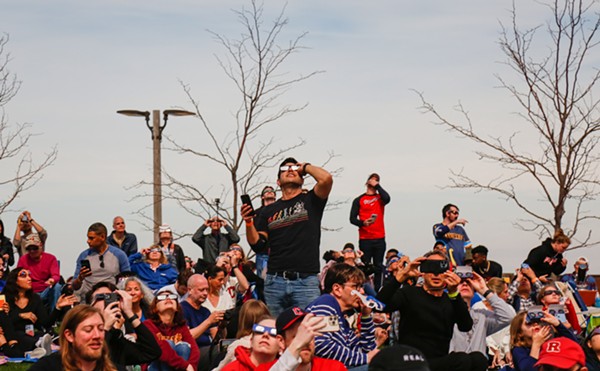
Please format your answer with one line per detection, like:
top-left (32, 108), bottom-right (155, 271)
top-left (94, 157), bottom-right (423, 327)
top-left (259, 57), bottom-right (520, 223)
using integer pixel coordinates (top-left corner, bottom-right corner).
top-left (318, 315), bottom-right (340, 332)
top-left (81, 259), bottom-right (91, 271)
top-left (370, 213), bottom-right (377, 222)
top-left (240, 194), bottom-right (256, 217)
top-left (61, 285), bottom-right (74, 296)
top-left (420, 259), bottom-right (449, 275)
top-left (104, 292), bottom-right (120, 307)
top-left (455, 266), bottom-right (473, 280)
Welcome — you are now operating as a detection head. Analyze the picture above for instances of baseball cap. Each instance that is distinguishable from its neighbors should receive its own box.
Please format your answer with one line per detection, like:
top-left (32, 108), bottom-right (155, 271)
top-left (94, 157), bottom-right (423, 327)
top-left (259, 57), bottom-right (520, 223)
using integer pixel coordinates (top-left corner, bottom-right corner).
top-left (276, 306), bottom-right (307, 334)
top-left (24, 234), bottom-right (41, 248)
top-left (369, 345), bottom-right (430, 371)
top-left (535, 338), bottom-right (585, 369)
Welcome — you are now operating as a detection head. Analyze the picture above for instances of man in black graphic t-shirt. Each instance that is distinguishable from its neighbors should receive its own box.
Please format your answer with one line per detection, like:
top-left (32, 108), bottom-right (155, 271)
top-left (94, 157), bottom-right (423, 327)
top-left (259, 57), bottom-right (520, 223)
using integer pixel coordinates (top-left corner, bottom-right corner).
top-left (242, 157), bottom-right (333, 316)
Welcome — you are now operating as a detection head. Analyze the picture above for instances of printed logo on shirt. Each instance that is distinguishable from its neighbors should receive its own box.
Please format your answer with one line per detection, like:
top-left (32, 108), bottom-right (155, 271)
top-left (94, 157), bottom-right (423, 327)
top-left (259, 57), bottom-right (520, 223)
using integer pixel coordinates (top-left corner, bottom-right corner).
top-left (155, 332), bottom-right (183, 344)
top-left (362, 196), bottom-right (379, 206)
top-left (444, 232), bottom-right (465, 241)
top-left (267, 201), bottom-right (308, 230)
top-left (543, 256), bottom-right (558, 265)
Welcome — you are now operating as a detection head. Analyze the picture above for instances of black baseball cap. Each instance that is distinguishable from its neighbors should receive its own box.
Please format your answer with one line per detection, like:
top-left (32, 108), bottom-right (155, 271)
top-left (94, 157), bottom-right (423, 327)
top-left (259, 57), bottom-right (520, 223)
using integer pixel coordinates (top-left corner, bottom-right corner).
top-left (276, 306), bottom-right (307, 334)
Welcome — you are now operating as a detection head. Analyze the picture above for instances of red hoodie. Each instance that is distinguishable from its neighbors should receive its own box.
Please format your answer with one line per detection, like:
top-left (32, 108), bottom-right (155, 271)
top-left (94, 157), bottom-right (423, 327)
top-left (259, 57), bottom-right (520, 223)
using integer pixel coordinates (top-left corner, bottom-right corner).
top-left (222, 347), bottom-right (260, 371)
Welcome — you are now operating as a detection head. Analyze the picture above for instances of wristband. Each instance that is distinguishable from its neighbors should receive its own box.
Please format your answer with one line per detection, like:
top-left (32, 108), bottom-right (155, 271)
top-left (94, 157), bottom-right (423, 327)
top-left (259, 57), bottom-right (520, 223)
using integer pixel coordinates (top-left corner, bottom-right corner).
top-left (302, 163), bottom-right (311, 175)
top-left (447, 290), bottom-right (459, 299)
top-left (482, 289), bottom-right (493, 298)
top-left (126, 314), bottom-right (139, 322)
top-left (245, 220), bottom-right (253, 226)
top-left (232, 265), bottom-right (239, 270)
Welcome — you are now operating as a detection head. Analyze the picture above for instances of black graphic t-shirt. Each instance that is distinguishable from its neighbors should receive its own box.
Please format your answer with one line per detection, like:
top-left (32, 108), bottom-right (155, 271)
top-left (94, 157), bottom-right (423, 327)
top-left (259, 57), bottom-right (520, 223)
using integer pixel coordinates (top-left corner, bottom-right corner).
top-left (255, 190), bottom-right (327, 274)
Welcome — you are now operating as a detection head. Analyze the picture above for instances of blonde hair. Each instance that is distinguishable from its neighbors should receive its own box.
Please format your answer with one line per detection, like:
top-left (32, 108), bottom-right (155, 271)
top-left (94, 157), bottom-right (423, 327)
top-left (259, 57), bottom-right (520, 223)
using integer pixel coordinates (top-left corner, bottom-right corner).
top-left (236, 299), bottom-right (271, 338)
top-left (553, 229), bottom-right (570, 245)
top-left (487, 277), bottom-right (507, 296)
top-left (60, 305), bottom-right (117, 371)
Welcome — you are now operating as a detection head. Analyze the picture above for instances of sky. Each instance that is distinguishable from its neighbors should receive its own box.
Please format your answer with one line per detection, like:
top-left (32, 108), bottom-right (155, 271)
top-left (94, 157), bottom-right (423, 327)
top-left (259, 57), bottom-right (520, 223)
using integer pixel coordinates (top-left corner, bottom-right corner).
top-left (1, 0), bottom-right (600, 277)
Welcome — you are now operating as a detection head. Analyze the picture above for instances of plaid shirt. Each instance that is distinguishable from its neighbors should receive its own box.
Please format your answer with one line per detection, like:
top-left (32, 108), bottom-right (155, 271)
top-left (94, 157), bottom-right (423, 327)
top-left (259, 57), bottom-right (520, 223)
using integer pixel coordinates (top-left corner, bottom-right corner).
top-left (507, 278), bottom-right (543, 312)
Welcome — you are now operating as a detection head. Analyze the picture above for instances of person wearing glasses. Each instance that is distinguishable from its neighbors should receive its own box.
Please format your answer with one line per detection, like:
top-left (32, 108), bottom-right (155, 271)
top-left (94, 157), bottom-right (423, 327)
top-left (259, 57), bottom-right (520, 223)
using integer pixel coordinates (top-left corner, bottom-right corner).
top-left (433, 203), bottom-right (472, 266)
top-left (560, 256), bottom-right (597, 291)
top-left (16, 234), bottom-right (61, 311)
top-left (128, 246), bottom-right (178, 291)
top-left (537, 284), bottom-right (581, 334)
top-left (0, 267), bottom-right (52, 357)
top-left (306, 263), bottom-right (378, 369)
top-left (13, 210), bottom-right (47, 257)
top-left (192, 216), bottom-right (240, 265)
top-left (241, 157), bottom-right (333, 317)
top-left (144, 289), bottom-right (200, 371)
top-left (72, 222), bottom-right (130, 301)
top-left (222, 317), bottom-right (282, 371)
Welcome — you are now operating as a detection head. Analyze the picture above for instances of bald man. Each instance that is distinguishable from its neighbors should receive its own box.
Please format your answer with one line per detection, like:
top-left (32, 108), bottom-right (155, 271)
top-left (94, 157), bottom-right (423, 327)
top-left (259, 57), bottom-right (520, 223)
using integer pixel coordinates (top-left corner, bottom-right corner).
top-left (180, 274), bottom-right (225, 371)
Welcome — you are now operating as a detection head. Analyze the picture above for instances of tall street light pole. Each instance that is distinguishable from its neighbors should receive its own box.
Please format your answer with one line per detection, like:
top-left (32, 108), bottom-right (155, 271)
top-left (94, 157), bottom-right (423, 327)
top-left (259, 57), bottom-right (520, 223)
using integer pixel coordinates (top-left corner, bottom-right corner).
top-left (117, 109), bottom-right (196, 241)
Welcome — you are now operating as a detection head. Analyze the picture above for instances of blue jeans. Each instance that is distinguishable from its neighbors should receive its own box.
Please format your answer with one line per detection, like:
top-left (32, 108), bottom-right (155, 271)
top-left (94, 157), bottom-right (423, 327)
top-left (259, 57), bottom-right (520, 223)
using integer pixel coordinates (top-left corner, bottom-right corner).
top-left (40, 283), bottom-right (62, 312)
top-left (359, 238), bottom-right (386, 291)
top-left (148, 340), bottom-right (191, 371)
top-left (264, 274), bottom-right (320, 317)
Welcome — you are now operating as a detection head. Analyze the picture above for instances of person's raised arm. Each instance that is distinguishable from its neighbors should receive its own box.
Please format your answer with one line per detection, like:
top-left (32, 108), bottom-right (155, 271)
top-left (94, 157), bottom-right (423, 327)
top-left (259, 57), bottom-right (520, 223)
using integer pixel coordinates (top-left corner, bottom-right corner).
top-left (300, 163), bottom-right (333, 200)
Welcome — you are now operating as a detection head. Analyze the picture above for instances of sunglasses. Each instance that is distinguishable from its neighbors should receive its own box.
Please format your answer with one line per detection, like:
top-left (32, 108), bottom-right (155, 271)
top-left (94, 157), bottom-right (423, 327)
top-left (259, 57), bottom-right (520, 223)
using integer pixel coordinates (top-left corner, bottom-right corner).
top-left (99, 254), bottom-right (105, 269)
top-left (279, 165), bottom-right (300, 172)
top-left (252, 323), bottom-right (277, 336)
top-left (342, 249), bottom-right (354, 254)
top-left (26, 246), bottom-right (40, 252)
top-left (18, 270), bottom-right (30, 278)
top-left (262, 189), bottom-right (275, 195)
top-left (229, 246), bottom-right (242, 252)
top-left (543, 289), bottom-right (561, 297)
top-left (156, 293), bottom-right (178, 301)
top-left (449, 210), bottom-right (459, 215)
top-left (149, 248), bottom-right (162, 253)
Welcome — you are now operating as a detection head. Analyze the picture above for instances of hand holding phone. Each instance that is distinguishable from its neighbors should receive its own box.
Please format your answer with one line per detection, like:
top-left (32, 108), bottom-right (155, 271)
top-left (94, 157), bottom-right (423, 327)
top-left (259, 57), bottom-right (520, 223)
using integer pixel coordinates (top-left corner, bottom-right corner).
top-left (240, 194), bottom-right (256, 217)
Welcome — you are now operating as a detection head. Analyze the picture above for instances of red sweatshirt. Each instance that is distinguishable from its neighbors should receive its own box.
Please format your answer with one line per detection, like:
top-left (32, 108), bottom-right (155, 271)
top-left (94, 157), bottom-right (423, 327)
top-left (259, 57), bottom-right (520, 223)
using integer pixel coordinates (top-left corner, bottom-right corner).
top-left (222, 347), bottom-right (259, 371)
top-left (17, 252), bottom-right (60, 293)
top-left (143, 319), bottom-right (200, 371)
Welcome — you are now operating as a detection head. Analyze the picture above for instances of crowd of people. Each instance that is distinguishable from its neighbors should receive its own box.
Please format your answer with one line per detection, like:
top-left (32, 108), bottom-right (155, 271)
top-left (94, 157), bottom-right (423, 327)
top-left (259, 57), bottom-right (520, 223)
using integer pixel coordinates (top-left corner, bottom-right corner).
top-left (0, 158), bottom-right (596, 371)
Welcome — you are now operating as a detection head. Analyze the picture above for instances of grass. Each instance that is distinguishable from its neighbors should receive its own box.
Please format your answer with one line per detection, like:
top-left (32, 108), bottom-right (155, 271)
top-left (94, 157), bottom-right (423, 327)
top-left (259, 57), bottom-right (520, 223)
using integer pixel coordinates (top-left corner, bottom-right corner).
top-left (0, 363), bottom-right (30, 370)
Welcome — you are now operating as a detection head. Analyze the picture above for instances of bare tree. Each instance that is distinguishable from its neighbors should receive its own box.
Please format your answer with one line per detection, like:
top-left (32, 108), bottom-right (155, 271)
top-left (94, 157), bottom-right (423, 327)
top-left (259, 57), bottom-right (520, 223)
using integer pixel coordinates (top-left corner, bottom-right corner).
top-left (417, 0), bottom-right (600, 248)
top-left (0, 34), bottom-right (57, 213)
top-left (147, 0), bottom-right (325, 232)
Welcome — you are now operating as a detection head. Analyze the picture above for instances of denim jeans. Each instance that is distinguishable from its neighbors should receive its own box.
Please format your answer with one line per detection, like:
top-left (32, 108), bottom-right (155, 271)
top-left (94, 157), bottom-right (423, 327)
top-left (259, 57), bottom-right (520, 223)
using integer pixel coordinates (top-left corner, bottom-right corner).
top-left (359, 238), bottom-right (386, 291)
top-left (148, 340), bottom-right (191, 371)
top-left (40, 283), bottom-right (62, 312)
top-left (264, 274), bottom-right (320, 317)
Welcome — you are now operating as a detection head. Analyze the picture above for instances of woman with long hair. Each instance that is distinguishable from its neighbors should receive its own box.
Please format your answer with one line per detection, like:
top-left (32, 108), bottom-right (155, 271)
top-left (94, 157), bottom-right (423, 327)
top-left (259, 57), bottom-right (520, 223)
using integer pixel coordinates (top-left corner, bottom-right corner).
top-left (509, 309), bottom-right (577, 371)
top-left (143, 289), bottom-right (200, 371)
top-left (537, 283), bottom-right (581, 333)
top-left (214, 299), bottom-right (271, 370)
top-left (119, 276), bottom-right (154, 322)
top-left (1, 267), bottom-right (50, 354)
top-left (129, 246), bottom-right (178, 291)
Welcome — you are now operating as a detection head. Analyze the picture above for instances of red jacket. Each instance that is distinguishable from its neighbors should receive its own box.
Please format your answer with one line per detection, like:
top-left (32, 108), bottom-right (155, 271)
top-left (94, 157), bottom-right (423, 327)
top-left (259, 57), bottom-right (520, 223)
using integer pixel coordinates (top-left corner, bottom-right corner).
top-left (257, 356), bottom-right (347, 371)
top-left (143, 319), bottom-right (200, 371)
top-left (222, 347), bottom-right (259, 371)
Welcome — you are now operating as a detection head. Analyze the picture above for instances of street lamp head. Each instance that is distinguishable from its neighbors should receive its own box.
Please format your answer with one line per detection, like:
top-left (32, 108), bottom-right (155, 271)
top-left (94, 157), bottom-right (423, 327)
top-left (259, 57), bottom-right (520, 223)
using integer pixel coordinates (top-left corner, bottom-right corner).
top-left (117, 110), bottom-right (151, 120)
top-left (163, 109), bottom-right (196, 117)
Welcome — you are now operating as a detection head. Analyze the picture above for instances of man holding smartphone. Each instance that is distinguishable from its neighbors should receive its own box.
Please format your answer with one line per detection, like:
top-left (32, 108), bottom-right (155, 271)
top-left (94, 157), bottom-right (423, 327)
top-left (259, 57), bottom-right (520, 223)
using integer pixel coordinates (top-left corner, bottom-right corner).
top-left (72, 222), bottom-right (130, 301)
top-left (377, 251), bottom-right (485, 371)
top-left (242, 157), bottom-right (332, 317)
top-left (349, 173), bottom-right (391, 291)
top-left (305, 263), bottom-right (378, 369)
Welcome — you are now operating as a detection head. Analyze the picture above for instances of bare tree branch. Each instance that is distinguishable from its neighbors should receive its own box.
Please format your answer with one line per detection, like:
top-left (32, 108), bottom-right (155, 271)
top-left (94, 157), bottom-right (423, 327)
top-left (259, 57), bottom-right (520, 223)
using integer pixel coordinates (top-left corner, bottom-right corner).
top-left (417, 0), bottom-right (600, 248)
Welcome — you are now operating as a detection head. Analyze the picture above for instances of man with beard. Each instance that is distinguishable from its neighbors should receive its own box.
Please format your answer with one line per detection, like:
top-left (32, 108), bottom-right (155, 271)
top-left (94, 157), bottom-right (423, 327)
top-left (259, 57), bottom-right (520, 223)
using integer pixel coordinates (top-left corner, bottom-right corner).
top-left (261, 306), bottom-right (346, 371)
top-left (29, 305), bottom-right (121, 371)
top-left (377, 251), bottom-right (483, 371)
top-left (242, 157), bottom-right (333, 316)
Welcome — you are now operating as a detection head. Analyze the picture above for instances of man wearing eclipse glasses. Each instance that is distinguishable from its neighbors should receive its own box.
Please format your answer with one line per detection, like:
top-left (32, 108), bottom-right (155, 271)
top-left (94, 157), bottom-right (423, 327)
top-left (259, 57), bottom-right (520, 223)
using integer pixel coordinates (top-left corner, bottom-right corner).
top-left (242, 157), bottom-right (333, 317)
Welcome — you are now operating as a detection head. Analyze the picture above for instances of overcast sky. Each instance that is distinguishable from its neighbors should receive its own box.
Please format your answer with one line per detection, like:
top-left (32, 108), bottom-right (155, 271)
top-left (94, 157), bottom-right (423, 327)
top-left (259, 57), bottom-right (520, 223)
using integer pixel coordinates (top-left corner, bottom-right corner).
top-left (1, 0), bottom-right (600, 277)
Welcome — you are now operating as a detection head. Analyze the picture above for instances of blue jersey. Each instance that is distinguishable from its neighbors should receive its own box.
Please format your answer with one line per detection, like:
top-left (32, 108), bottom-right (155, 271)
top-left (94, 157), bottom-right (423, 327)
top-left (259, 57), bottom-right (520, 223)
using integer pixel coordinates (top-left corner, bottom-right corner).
top-left (433, 223), bottom-right (471, 265)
